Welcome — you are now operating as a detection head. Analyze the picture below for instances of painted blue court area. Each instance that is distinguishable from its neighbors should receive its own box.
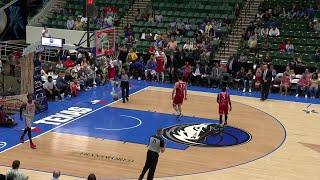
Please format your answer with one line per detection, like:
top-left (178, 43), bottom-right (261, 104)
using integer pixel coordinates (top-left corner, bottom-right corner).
top-left (0, 80), bottom-right (318, 153)
top-left (55, 107), bottom-right (216, 150)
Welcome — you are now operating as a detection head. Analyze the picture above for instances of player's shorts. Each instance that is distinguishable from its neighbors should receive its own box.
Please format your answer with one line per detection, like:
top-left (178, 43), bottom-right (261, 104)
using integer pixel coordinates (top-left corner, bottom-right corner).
top-left (173, 96), bottom-right (184, 105)
top-left (219, 105), bottom-right (228, 115)
top-left (25, 116), bottom-right (34, 128)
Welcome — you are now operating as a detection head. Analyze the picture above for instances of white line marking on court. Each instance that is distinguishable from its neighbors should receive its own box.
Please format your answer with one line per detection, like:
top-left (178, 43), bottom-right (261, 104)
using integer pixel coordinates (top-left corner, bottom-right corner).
top-left (95, 115), bottom-right (142, 131)
top-left (0, 86), bottom-right (150, 154)
top-left (0, 142), bottom-right (7, 149)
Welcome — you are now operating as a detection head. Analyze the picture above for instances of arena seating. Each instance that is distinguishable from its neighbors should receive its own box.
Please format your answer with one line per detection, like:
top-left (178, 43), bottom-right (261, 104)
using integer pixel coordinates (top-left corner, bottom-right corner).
top-left (132, 0), bottom-right (244, 53)
top-left (243, 0), bottom-right (320, 68)
top-left (259, 19), bottom-right (319, 67)
top-left (44, 0), bottom-right (133, 30)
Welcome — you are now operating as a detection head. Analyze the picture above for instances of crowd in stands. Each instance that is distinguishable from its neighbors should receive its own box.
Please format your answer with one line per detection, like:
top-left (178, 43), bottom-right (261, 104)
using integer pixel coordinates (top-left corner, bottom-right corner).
top-left (38, 1), bottom-right (320, 101)
top-left (39, 50), bottom-right (124, 101)
top-left (233, 1), bottom-right (320, 97)
top-left (0, 160), bottom-right (96, 180)
top-left (60, 5), bottom-right (120, 30)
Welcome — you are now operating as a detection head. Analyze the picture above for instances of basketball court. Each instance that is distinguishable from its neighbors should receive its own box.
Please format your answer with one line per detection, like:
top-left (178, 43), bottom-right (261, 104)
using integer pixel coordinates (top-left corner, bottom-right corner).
top-left (0, 81), bottom-right (319, 180)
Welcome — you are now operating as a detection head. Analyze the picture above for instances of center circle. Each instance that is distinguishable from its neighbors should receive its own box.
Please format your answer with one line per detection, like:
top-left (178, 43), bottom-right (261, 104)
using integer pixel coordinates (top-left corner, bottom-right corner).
top-left (95, 115), bottom-right (142, 131)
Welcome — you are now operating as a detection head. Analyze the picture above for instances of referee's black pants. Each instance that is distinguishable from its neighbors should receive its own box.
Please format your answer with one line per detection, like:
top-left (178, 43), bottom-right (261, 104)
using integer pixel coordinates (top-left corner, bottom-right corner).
top-left (121, 81), bottom-right (129, 103)
top-left (139, 150), bottom-right (159, 180)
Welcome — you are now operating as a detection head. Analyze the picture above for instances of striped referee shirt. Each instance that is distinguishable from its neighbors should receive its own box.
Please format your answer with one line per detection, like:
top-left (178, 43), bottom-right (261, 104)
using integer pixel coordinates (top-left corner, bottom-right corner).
top-left (6, 169), bottom-right (28, 180)
top-left (148, 135), bottom-right (165, 154)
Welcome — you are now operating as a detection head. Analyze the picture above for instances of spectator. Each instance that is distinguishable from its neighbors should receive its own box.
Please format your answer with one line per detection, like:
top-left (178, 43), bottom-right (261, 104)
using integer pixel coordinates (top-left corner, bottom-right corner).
top-left (104, 15), bottom-right (114, 28)
top-left (8, 50), bottom-right (16, 76)
top-left (169, 20), bottom-right (177, 37)
top-left (52, 170), bottom-right (61, 180)
top-left (140, 29), bottom-right (146, 40)
top-left (145, 56), bottom-right (157, 81)
top-left (96, 13), bottom-right (104, 28)
top-left (55, 72), bottom-right (69, 96)
top-left (64, 56), bottom-right (75, 69)
top-left (182, 61), bottom-right (192, 83)
top-left (0, 106), bottom-right (17, 127)
top-left (55, 60), bottom-right (64, 71)
top-left (279, 39), bottom-right (287, 53)
top-left (264, 52), bottom-right (272, 63)
top-left (87, 173), bottom-right (96, 180)
top-left (269, 26), bottom-right (280, 36)
top-left (262, 38), bottom-right (271, 51)
top-left (238, 52), bottom-right (248, 63)
top-left (279, 7), bottom-right (289, 18)
top-left (155, 12), bottom-right (163, 23)
top-left (304, 68), bottom-right (312, 80)
top-left (285, 40), bottom-right (294, 54)
top-left (313, 19), bottom-right (320, 32)
top-left (41, 25), bottom-right (50, 37)
top-left (234, 67), bottom-right (246, 91)
top-left (145, 29), bottom-right (153, 41)
top-left (135, 9), bottom-right (143, 21)
top-left (75, 17), bottom-right (83, 30)
top-left (185, 20), bottom-right (193, 32)
top-left (183, 40), bottom-right (194, 51)
top-left (191, 63), bottom-right (202, 86)
top-left (200, 63), bottom-right (211, 87)
top-left (260, 26), bottom-right (269, 37)
top-left (306, 4), bottom-right (315, 20)
top-left (279, 73), bottom-right (291, 95)
top-left (147, 44), bottom-right (156, 56)
top-left (314, 47), bottom-right (320, 62)
top-left (66, 16), bottom-right (75, 30)
top-left (131, 57), bottom-right (145, 80)
top-left (148, 14), bottom-right (155, 23)
top-left (70, 78), bottom-right (80, 97)
top-left (166, 38), bottom-right (178, 51)
top-left (6, 160), bottom-right (28, 180)
top-left (208, 63), bottom-right (221, 88)
top-left (308, 73), bottom-right (319, 98)
top-left (254, 64), bottom-right (263, 90)
top-left (43, 76), bottom-right (61, 100)
top-left (296, 73), bottom-right (310, 98)
top-left (126, 49), bottom-right (138, 63)
top-left (244, 69), bottom-right (253, 93)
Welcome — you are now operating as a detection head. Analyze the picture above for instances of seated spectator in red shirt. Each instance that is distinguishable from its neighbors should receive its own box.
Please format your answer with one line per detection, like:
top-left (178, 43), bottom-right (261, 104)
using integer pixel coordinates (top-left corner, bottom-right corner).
top-left (296, 73), bottom-right (311, 98)
top-left (70, 78), bottom-right (80, 97)
top-left (148, 45), bottom-right (156, 56)
top-left (64, 56), bottom-right (75, 69)
top-left (279, 40), bottom-right (287, 53)
top-left (279, 73), bottom-right (291, 96)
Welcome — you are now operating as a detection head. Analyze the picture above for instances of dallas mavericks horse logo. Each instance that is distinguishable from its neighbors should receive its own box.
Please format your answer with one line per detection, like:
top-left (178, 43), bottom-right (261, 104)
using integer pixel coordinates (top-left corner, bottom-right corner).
top-left (163, 123), bottom-right (251, 147)
top-left (0, 142), bottom-right (7, 150)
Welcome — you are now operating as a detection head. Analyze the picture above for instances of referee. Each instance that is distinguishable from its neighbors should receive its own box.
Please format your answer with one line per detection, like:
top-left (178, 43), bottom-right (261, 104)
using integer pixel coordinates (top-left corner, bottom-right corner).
top-left (120, 69), bottom-right (130, 103)
top-left (139, 129), bottom-right (166, 180)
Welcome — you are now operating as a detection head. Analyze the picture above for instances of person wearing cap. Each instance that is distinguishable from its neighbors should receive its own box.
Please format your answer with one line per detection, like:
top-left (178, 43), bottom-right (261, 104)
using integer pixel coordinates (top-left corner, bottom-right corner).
top-left (139, 129), bottom-right (166, 180)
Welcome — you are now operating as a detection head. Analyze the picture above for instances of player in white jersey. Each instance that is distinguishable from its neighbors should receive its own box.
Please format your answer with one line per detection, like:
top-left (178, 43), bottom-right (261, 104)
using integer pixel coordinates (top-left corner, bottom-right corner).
top-left (19, 94), bottom-right (37, 149)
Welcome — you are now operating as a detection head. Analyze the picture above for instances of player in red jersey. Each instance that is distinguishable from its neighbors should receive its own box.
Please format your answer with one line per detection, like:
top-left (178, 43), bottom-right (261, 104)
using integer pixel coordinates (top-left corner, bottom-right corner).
top-left (172, 76), bottom-right (187, 119)
top-left (217, 86), bottom-right (232, 125)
